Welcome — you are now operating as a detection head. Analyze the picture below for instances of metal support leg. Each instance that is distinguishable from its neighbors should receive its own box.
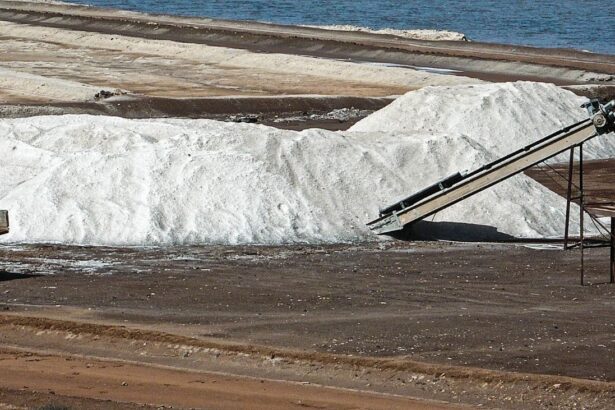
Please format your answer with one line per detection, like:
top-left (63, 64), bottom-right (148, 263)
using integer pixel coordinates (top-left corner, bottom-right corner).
top-left (579, 144), bottom-right (584, 286)
top-left (611, 218), bottom-right (615, 284)
top-left (564, 147), bottom-right (574, 250)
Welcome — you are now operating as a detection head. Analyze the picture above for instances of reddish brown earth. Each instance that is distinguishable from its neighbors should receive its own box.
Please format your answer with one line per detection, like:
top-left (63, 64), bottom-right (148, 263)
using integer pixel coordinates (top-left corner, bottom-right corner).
top-left (0, 348), bottom-right (451, 410)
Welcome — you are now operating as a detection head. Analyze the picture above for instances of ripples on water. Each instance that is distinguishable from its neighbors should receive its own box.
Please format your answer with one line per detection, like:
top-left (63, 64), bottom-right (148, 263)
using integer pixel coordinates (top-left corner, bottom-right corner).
top-left (69, 0), bottom-right (613, 54)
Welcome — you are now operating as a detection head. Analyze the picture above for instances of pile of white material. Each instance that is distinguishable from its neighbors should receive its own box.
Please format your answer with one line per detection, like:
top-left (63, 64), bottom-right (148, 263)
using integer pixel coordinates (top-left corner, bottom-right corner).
top-left (350, 82), bottom-right (589, 149)
top-left (0, 82), bottom-right (612, 245)
top-left (351, 82), bottom-right (615, 236)
top-left (0, 117), bottom-right (407, 245)
top-left (305, 25), bottom-right (468, 41)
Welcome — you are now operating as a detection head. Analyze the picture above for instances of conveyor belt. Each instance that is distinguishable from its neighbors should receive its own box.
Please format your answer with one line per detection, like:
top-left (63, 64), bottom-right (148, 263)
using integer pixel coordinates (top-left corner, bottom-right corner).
top-left (368, 100), bottom-right (615, 234)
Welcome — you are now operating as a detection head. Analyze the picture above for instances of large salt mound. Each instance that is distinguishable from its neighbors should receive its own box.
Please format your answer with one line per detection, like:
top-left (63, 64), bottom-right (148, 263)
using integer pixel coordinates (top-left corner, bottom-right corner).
top-left (351, 82), bottom-right (615, 161)
top-left (351, 82), bottom-right (586, 146)
top-left (349, 82), bottom-right (615, 238)
top-left (0, 82), bottom-right (613, 245)
top-left (0, 117), bottom-right (437, 245)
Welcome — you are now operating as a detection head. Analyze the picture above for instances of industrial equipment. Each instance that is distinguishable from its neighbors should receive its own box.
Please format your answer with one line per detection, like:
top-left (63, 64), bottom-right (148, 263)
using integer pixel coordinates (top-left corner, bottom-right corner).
top-left (367, 99), bottom-right (615, 235)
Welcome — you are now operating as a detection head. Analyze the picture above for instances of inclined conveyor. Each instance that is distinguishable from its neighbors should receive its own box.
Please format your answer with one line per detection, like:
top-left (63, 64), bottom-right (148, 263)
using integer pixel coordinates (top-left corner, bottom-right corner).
top-left (367, 99), bottom-right (615, 234)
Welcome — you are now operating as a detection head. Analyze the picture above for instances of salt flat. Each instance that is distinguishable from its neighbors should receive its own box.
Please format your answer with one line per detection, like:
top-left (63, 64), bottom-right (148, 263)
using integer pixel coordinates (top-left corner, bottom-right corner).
top-left (0, 20), bottom-right (479, 104)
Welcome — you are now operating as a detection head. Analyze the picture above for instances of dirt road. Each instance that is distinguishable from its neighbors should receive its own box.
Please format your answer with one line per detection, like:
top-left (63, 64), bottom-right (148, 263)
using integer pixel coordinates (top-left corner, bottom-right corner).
top-left (0, 348), bottom-right (453, 410)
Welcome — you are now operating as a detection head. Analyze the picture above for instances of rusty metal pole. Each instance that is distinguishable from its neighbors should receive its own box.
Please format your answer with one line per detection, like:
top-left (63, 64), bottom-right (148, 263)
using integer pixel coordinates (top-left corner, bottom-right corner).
top-left (611, 218), bottom-right (615, 284)
top-left (564, 147), bottom-right (575, 250)
top-left (579, 144), bottom-right (585, 286)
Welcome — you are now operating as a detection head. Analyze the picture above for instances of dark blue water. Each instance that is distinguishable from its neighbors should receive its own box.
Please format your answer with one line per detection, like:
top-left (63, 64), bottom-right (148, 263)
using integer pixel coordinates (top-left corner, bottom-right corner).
top-left (69, 1), bottom-right (615, 55)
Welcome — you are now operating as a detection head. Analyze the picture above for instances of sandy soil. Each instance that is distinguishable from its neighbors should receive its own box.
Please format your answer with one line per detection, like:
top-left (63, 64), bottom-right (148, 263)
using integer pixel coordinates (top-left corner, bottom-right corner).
top-left (2, 0), bottom-right (614, 76)
top-left (0, 348), bottom-right (451, 410)
top-left (0, 0), bottom-right (613, 119)
top-left (0, 0), bottom-right (613, 107)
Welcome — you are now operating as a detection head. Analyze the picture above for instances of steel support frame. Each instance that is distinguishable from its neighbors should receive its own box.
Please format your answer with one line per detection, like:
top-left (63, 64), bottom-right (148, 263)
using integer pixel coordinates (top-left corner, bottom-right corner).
top-left (611, 217), bottom-right (615, 284)
top-left (580, 145), bottom-right (584, 285)
top-left (563, 144), bottom-right (586, 285)
top-left (563, 144), bottom-right (615, 285)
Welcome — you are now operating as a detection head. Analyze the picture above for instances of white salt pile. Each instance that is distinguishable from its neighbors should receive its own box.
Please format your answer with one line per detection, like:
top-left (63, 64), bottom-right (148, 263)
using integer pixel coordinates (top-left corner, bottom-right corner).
top-left (350, 82), bottom-right (615, 237)
top-left (0, 117), bottom-right (407, 245)
top-left (350, 82), bottom-right (590, 155)
top-left (0, 82), bottom-right (612, 245)
top-left (305, 25), bottom-right (468, 41)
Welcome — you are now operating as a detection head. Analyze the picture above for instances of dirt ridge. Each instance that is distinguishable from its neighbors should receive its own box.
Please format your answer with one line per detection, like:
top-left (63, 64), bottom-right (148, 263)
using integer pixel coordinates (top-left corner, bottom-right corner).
top-left (2, 313), bottom-right (614, 395)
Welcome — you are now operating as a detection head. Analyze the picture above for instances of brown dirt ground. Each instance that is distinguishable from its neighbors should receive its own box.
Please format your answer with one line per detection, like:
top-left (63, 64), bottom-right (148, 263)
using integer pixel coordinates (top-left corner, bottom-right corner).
top-left (0, 95), bottom-right (392, 132)
top-left (2, 241), bottom-right (615, 379)
top-left (0, 347), bottom-right (452, 410)
top-left (1, 241), bottom-right (615, 408)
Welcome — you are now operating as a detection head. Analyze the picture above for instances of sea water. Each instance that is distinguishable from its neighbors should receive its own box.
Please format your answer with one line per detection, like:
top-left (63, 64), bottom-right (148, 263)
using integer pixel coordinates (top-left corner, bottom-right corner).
top-left (66, 0), bottom-right (614, 54)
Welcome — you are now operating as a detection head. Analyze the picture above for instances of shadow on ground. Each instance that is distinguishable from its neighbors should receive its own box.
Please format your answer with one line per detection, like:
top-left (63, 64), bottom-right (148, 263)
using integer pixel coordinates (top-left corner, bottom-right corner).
top-left (0, 271), bottom-right (40, 282)
top-left (389, 220), bottom-right (515, 242)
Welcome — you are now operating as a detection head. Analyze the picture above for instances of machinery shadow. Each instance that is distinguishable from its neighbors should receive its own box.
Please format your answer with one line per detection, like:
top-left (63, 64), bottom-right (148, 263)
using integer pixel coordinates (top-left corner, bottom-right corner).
top-left (0, 271), bottom-right (40, 282)
top-left (389, 220), bottom-right (516, 242)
